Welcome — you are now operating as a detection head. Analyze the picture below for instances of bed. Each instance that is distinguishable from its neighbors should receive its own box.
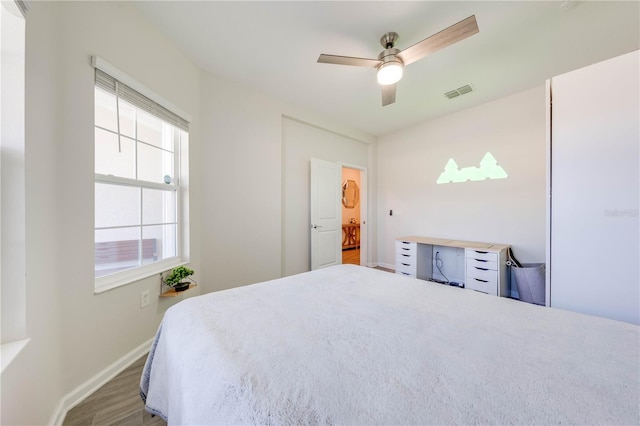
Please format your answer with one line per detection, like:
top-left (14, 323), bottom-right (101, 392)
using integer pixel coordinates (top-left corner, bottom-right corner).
top-left (140, 264), bottom-right (639, 425)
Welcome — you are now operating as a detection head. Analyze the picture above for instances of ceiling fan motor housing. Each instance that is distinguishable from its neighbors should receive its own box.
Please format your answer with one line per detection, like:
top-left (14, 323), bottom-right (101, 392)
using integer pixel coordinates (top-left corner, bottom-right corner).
top-left (380, 32), bottom-right (399, 49)
top-left (377, 47), bottom-right (402, 64)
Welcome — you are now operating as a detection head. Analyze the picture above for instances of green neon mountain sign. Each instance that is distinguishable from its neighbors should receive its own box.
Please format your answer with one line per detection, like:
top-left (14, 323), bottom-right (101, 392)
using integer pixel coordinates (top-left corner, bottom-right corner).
top-left (437, 152), bottom-right (508, 184)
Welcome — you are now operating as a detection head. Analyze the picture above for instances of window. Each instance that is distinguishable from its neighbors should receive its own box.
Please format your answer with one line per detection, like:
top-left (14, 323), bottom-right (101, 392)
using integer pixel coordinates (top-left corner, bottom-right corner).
top-left (1, 0), bottom-right (29, 360)
top-left (93, 61), bottom-right (190, 293)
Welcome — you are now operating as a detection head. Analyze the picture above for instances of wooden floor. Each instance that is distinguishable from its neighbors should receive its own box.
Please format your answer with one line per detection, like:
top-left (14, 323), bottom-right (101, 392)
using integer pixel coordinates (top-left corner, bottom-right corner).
top-left (342, 248), bottom-right (360, 264)
top-left (63, 355), bottom-right (166, 426)
top-left (342, 249), bottom-right (395, 273)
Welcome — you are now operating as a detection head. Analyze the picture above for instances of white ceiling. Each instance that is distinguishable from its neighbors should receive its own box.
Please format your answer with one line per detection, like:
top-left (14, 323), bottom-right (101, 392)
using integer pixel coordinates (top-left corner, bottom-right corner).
top-left (132, 1), bottom-right (639, 136)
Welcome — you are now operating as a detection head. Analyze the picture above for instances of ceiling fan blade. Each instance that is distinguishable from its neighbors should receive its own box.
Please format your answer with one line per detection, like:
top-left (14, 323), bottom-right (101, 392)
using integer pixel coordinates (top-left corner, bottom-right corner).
top-left (397, 15), bottom-right (479, 66)
top-left (317, 54), bottom-right (381, 68)
top-left (381, 84), bottom-right (396, 106)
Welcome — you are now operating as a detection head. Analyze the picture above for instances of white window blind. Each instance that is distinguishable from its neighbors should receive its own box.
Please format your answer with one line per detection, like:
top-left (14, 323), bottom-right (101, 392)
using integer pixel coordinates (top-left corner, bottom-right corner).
top-left (95, 69), bottom-right (189, 132)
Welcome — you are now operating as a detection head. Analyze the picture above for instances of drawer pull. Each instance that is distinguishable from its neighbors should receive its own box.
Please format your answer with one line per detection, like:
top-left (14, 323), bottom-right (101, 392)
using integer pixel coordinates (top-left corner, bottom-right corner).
top-left (401, 272), bottom-right (410, 276)
top-left (474, 267), bottom-right (489, 271)
top-left (474, 278), bottom-right (489, 283)
top-left (402, 248), bottom-right (410, 251)
top-left (474, 259), bottom-right (488, 262)
top-left (401, 263), bottom-right (410, 266)
top-left (401, 254), bottom-right (410, 257)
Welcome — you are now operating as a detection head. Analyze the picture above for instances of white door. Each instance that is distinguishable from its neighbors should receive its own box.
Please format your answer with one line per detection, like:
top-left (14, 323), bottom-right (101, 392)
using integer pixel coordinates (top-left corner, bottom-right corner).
top-left (310, 158), bottom-right (342, 270)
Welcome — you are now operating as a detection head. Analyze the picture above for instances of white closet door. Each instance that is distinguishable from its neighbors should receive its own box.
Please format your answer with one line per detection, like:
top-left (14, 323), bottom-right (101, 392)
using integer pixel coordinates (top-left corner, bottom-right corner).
top-left (549, 50), bottom-right (639, 324)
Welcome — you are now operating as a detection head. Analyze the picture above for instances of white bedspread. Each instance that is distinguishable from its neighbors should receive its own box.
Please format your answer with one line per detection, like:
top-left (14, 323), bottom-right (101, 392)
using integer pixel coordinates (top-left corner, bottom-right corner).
top-left (141, 264), bottom-right (639, 425)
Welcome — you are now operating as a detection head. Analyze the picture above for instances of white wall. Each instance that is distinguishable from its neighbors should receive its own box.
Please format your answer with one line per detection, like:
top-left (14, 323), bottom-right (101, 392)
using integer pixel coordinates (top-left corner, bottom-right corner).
top-left (377, 86), bottom-right (546, 268)
top-left (549, 51), bottom-right (639, 324)
top-left (282, 118), bottom-right (370, 276)
top-left (198, 73), bottom-right (374, 289)
top-left (1, 4), bottom-right (63, 423)
top-left (198, 72), bottom-right (284, 291)
top-left (1, 2), bottom-right (202, 424)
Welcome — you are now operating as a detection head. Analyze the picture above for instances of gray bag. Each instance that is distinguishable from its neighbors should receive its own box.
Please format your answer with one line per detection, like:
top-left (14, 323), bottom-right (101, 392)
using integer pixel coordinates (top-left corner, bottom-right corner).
top-left (507, 248), bottom-right (545, 306)
top-left (512, 263), bottom-right (545, 305)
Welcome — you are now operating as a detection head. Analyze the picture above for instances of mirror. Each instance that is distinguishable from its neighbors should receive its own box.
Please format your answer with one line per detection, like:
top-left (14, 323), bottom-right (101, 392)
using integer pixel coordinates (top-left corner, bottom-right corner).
top-left (342, 179), bottom-right (359, 208)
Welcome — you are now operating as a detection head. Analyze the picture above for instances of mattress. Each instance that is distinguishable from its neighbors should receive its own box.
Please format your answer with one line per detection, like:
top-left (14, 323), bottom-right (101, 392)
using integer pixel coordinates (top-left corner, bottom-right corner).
top-left (141, 264), bottom-right (639, 425)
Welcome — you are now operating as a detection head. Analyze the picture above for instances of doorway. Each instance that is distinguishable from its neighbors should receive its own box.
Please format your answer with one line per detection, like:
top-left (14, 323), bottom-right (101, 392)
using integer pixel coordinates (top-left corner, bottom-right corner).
top-left (341, 167), bottom-right (361, 265)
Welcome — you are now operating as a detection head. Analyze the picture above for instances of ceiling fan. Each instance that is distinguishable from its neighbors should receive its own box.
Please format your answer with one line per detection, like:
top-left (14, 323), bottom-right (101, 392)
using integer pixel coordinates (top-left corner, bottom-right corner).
top-left (317, 15), bottom-right (479, 106)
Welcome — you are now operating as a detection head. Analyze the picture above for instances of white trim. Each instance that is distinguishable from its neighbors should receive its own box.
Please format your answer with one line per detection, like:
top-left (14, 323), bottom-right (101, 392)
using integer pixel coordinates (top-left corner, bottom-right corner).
top-left (51, 337), bottom-right (155, 426)
top-left (91, 56), bottom-right (192, 124)
top-left (95, 173), bottom-right (178, 192)
top-left (545, 79), bottom-right (552, 308)
top-left (0, 338), bottom-right (30, 373)
top-left (377, 262), bottom-right (395, 271)
top-left (95, 257), bottom-right (189, 294)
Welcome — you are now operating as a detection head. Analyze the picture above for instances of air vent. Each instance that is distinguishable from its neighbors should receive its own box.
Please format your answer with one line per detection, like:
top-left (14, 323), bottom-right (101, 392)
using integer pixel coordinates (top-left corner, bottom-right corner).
top-left (444, 90), bottom-right (460, 99)
top-left (445, 84), bottom-right (473, 99)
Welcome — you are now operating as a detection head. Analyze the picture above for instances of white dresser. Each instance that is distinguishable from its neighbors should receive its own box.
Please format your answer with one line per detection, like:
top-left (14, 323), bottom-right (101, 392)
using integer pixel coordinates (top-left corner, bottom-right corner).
top-left (395, 240), bottom-right (417, 277)
top-left (395, 237), bottom-right (510, 297)
top-left (465, 249), bottom-right (501, 296)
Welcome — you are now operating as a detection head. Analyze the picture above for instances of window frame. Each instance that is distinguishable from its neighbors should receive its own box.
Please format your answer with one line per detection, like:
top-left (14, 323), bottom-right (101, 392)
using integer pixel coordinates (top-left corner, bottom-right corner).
top-left (1, 0), bottom-right (28, 352)
top-left (93, 57), bottom-right (191, 294)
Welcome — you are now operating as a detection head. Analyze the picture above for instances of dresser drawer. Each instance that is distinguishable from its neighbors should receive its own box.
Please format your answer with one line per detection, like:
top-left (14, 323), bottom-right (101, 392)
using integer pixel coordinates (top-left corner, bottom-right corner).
top-left (396, 241), bottom-right (417, 256)
top-left (395, 261), bottom-right (417, 277)
top-left (466, 264), bottom-right (498, 295)
top-left (466, 257), bottom-right (498, 271)
top-left (395, 240), bottom-right (417, 277)
top-left (396, 251), bottom-right (417, 275)
top-left (396, 252), bottom-right (416, 267)
top-left (466, 249), bottom-right (498, 262)
top-left (467, 264), bottom-right (498, 281)
top-left (466, 276), bottom-right (496, 294)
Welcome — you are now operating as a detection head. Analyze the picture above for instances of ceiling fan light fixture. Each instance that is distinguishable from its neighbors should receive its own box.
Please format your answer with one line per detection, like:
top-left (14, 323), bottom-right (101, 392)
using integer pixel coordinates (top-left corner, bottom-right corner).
top-left (377, 61), bottom-right (403, 85)
top-left (317, 16), bottom-right (479, 104)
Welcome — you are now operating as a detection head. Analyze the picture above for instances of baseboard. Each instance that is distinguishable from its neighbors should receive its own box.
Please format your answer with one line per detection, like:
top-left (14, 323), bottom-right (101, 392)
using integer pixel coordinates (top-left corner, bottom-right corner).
top-left (50, 337), bottom-right (154, 426)
top-left (377, 262), bottom-right (395, 270)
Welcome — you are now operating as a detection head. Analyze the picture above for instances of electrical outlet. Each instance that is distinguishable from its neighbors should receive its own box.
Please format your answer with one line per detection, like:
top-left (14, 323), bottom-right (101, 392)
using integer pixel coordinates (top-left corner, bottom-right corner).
top-left (140, 290), bottom-right (150, 309)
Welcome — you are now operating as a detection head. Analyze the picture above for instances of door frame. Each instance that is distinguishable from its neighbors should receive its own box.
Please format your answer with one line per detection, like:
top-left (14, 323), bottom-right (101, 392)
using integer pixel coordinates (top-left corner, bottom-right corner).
top-left (341, 163), bottom-right (367, 267)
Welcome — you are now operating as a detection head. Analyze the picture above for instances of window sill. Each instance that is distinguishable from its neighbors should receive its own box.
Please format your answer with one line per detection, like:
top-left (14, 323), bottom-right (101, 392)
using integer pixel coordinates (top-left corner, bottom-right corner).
top-left (95, 258), bottom-right (190, 294)
top-left (1, 338), bottom-right (30, 373)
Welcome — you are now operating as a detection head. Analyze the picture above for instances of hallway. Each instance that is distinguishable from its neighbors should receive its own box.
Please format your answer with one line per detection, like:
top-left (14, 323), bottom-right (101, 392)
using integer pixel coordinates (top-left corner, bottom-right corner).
top-left (342, 248), bottom-right (360, 265)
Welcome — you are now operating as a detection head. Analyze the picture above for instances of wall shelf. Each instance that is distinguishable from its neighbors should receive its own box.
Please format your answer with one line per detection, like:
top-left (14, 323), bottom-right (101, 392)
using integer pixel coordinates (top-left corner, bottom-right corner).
top-left (160, 283), bottom-right (197, 297)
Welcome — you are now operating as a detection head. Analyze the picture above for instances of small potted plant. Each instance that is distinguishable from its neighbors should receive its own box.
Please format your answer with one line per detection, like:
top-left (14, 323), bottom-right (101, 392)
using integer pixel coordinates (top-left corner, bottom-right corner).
top-left (164, 266), bottom-right (195, 292)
